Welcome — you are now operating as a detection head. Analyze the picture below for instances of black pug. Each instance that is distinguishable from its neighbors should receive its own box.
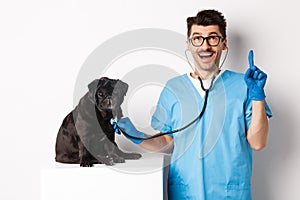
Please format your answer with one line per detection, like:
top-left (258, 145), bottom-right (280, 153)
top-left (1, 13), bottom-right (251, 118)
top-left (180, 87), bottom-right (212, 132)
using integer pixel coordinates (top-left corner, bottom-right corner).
top-left (55, 77), bottom-right (142, 167)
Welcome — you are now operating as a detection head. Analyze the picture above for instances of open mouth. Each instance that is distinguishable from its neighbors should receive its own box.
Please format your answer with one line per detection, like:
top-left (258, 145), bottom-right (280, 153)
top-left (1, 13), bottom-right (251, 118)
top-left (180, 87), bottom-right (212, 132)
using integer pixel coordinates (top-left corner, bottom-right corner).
top-left (199, 52), bottom-right (214, 59)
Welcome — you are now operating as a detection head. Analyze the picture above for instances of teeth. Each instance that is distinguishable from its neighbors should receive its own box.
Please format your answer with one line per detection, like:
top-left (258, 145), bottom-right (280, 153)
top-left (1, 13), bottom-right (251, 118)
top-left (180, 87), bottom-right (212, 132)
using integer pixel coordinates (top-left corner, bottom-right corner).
top-left (199, 53), bottom-right (213, 58)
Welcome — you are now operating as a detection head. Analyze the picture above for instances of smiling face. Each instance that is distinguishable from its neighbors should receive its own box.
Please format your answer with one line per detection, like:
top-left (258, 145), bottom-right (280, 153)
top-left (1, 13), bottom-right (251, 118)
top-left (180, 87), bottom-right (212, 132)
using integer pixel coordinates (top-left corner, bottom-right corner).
top-left (187, 24), bottom-right (227, 78)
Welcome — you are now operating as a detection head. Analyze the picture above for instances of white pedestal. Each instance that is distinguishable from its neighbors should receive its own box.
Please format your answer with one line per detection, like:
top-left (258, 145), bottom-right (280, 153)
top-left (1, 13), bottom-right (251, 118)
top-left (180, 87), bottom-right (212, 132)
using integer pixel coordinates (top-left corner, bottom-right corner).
top-left (41, 153), bottom-right (170, 200)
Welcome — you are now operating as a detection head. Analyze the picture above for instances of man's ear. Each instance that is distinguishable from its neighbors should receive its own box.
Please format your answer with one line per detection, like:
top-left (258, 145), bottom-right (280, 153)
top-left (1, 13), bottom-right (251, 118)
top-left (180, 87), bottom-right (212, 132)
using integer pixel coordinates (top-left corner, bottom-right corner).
top-left (222, 39), bottom-right (228, 50)
top-left (186, 39), bottom-right (191, 51)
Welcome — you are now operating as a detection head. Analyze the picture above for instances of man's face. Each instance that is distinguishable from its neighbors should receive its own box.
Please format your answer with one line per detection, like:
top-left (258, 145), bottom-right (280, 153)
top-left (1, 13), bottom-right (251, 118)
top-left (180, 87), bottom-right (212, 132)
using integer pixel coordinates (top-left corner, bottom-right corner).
top-left (187, 24), bottom-right (227, 75)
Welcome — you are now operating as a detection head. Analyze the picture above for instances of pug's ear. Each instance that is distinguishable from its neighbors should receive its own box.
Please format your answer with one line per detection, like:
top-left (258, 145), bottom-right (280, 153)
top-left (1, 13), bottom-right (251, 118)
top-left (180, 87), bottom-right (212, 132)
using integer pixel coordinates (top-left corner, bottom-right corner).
top-left (88, 79), bottom-right (99, 92)
top-left (116, 80), bottom-right (129, 96)
top-left (88, 79), bottom-right (99, 103)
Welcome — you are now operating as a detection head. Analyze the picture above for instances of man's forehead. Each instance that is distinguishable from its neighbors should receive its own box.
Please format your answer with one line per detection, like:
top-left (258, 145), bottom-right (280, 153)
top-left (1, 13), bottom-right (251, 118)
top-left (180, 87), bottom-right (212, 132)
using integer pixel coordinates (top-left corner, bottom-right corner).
top-left (190, 24), bottom-right (221, 35)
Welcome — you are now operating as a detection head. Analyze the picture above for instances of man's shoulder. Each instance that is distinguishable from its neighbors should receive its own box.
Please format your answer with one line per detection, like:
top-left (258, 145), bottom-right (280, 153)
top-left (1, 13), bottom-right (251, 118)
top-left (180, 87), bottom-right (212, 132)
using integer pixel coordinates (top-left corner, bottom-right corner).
top-left (168, 73), bottom-right (187, 81)
top-left (161, 74), bottom-right (194, 97)
top-left (223, 69), bottom-right (244, 77)
top-left (222, 70), bottom-right (245, 82)
top-left (165, 74), bottom-right (188, 86)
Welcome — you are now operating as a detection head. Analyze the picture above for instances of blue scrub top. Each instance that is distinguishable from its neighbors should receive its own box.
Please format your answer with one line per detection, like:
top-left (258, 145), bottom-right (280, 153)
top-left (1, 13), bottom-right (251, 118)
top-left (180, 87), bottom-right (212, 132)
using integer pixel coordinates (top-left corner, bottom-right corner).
top-left (151, 70), bottom-right (272, 200)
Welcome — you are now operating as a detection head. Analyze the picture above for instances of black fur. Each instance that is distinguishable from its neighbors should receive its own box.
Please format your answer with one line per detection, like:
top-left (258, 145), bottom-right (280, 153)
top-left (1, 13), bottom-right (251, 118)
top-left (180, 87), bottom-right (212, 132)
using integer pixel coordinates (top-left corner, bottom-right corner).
top-left (55, 77), bottom-right (142, 167)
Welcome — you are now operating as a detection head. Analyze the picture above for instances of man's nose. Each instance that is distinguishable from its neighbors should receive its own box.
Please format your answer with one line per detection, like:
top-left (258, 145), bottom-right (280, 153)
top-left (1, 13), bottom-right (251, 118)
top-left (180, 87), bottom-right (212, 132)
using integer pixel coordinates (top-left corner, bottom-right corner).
top-left (201, 38), bottom-right (211, 49)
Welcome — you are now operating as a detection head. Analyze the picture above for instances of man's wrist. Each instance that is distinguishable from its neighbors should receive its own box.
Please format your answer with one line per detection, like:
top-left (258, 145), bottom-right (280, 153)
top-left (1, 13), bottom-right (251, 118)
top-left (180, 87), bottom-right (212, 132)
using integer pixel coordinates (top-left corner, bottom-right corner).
top-left (250, 89), bottom-right (265, 101)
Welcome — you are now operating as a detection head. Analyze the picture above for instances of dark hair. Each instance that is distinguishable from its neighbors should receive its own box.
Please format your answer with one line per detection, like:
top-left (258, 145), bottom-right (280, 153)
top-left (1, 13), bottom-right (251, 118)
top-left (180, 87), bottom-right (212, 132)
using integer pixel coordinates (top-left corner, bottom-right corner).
top-left (186, 9), bottom-right (227, 39)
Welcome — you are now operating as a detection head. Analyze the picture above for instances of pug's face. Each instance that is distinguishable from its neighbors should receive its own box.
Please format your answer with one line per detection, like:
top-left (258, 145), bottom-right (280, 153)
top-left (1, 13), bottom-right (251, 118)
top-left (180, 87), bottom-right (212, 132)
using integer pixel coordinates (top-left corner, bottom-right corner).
top-left (88, 77), bottom-right (128, 111)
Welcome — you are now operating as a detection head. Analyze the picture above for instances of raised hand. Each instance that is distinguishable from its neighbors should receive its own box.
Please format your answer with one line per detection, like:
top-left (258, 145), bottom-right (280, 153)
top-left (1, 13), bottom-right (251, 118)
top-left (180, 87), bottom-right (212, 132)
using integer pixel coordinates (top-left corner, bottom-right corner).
top-left (244, 50), bottom-right (267, 101)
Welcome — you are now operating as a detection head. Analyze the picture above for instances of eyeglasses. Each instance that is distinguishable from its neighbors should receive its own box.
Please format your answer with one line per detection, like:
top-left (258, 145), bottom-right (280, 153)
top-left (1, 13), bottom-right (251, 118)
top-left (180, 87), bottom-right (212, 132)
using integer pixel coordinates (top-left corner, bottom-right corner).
top-left (189, 35), bottom-right (224, 47)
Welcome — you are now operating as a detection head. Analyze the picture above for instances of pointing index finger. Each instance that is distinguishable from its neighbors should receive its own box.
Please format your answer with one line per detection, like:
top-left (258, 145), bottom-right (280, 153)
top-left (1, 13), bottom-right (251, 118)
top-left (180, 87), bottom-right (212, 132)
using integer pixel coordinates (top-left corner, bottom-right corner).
top-left (248, 50), bottom-right (256, 69)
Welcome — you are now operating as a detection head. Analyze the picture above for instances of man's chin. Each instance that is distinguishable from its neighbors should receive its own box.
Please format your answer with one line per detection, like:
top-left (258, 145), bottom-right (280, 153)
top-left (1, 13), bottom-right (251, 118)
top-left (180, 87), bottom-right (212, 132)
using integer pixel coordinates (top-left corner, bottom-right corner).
top-left (196, 64), bottom-right (218, 72)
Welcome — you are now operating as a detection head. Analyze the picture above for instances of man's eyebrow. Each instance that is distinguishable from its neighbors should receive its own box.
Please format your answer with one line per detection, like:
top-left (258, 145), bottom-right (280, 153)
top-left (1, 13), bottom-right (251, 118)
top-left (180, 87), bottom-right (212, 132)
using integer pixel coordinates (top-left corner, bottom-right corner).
top-left (208, 32), bottom-right (219, 35)
top-left (191, 32), bottom-right (219, 36)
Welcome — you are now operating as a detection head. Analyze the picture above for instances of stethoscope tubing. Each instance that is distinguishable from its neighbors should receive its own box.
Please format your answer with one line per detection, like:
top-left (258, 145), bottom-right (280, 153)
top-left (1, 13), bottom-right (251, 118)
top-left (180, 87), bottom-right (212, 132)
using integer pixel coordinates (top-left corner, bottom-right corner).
top-left (117, 48), bottom-right (228, 141)
top-left (118, 89), bottom-right (209, 140)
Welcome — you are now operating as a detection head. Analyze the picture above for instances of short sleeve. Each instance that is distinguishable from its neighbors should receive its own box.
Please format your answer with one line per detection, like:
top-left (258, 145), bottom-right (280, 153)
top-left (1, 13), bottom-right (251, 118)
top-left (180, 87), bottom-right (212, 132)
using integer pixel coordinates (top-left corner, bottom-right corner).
top-left (151, 86), bottom-right (178, 135)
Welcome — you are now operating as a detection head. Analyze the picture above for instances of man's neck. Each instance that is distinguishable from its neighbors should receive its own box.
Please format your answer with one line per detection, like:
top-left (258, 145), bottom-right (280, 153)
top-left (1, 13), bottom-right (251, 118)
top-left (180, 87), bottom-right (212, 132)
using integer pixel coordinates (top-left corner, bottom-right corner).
top-left (191, 68), bottom-right (220, 80)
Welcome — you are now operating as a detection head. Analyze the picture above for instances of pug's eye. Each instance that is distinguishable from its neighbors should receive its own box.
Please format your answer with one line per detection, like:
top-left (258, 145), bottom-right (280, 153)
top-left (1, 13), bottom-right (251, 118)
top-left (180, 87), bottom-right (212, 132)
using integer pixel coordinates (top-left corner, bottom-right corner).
top-left (97, 92), bottom-right (104, 98)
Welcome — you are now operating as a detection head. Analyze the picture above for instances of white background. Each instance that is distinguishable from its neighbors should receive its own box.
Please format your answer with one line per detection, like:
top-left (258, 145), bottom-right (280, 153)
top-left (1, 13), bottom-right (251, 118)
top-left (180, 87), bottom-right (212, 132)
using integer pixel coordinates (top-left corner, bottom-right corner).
top-left (1, 0), bottom-right (299, 199)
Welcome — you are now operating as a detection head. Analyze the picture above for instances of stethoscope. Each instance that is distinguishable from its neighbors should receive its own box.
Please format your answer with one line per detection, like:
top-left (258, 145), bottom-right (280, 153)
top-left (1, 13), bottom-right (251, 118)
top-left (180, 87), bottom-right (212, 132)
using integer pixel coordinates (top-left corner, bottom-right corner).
top-left (112, 46), bottom-right (229, 141)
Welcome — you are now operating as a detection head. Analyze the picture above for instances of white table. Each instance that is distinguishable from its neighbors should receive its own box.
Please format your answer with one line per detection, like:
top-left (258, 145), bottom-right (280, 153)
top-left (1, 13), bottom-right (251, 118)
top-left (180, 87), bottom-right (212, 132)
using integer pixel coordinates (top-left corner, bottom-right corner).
top-left (41, 153), bottom-right (170, 200)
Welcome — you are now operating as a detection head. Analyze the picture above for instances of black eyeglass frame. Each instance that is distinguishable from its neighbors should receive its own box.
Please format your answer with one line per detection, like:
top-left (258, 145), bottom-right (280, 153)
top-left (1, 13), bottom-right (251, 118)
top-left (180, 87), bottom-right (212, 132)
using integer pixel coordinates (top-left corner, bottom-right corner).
top-left (189, 35), bottom-right (224, 47)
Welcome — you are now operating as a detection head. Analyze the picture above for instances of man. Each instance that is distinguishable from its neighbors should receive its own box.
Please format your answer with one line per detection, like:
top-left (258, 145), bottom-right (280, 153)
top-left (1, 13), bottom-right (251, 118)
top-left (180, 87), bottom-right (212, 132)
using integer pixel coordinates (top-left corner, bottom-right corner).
top-left (117, 9), bottom-right (272, 199)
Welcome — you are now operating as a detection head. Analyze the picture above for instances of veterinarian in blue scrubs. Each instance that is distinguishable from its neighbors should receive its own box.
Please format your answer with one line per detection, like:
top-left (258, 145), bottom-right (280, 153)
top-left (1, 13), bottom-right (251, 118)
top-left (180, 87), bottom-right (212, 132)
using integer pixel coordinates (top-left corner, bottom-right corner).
top-left (117, 9), bottom-right (272, 199)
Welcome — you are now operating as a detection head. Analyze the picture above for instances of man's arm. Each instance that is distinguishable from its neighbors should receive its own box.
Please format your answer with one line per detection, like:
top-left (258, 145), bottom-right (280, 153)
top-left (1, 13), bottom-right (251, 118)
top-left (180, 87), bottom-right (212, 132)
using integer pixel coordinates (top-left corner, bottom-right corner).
top-left (244, 50), bottom-right (270, 150)
top-left (246, 100), bottom-right (269, 150)
top-left (117, 117), bottom-right (174, 153)
top-left (139, 135), bottom-right (174, 153)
